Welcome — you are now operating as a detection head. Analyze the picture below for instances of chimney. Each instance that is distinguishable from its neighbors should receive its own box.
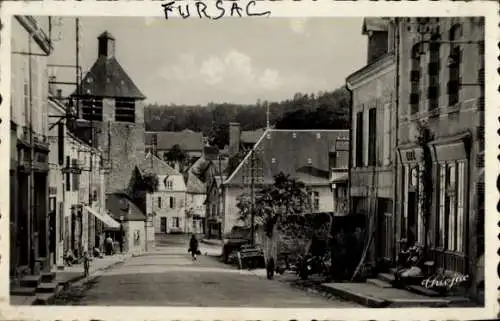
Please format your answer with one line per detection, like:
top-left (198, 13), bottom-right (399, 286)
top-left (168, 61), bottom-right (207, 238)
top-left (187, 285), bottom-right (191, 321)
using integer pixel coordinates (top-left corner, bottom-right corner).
top-left (229, 122), bottom-right (241, 156)
top-left (49, 76), bottom-right (56, 95)
top-left (98, 31), bottom-right (116, 58)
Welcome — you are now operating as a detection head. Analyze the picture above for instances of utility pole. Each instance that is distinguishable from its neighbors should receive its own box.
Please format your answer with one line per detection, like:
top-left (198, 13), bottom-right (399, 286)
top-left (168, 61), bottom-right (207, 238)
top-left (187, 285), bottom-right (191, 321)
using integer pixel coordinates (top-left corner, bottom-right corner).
top-left (250, 150), bottom-right (255, 246)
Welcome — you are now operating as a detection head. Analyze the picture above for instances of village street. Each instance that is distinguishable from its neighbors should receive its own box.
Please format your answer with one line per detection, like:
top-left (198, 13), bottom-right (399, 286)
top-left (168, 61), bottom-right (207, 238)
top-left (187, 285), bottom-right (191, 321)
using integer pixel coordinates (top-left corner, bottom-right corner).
top-left (56, 234), bottom-right (357, 307)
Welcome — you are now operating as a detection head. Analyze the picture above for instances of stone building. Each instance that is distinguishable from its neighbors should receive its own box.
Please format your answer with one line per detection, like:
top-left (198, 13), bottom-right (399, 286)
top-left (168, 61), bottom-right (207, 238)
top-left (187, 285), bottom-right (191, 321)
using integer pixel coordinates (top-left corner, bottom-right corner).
top-left (71, 31), bottom-right (148, 253)
top-left (346, 18), bottom-right (397, 265)
top-left (395, 18), bottom-right (484, 295)
top-left (10, 16), bottom-right (52, 282)
top-left (139, 153), bottom-right (187, 235)
top-left (185, 171), bottom-right (207, 234)
top-left (72, 31), bottom-right (146, 194)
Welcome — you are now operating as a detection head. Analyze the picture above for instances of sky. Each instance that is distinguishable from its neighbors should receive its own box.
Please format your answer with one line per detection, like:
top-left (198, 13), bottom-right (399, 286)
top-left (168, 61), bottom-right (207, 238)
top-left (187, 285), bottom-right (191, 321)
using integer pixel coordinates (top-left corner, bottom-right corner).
top-left (44, 17), bottom-right (367, 105)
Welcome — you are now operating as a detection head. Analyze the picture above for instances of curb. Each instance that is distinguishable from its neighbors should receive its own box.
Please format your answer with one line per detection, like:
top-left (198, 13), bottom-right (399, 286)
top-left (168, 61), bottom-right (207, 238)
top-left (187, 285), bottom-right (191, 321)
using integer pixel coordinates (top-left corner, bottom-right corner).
top-left (319, 283), bottom-right (389, 308)
top-left (201, 239), bottom-right (223, 246)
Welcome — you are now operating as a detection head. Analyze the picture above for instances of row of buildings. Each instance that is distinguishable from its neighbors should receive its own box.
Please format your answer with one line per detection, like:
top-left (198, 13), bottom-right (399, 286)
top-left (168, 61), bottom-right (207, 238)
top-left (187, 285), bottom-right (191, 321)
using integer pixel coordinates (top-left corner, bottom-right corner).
top-left (9, 16), bottom-right (186, 288)
top-left (346, 17), bottom-right (484, 296)
top-left (199, 17), bottom-right (484, 300)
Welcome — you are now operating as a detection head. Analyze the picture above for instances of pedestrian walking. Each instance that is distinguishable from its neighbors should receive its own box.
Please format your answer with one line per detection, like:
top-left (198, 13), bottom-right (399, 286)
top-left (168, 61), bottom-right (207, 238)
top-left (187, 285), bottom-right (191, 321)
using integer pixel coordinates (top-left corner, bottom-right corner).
top-left (83, 251), bottom-right (90, 277)
top-left (188, 234), bottom-right (200, 261)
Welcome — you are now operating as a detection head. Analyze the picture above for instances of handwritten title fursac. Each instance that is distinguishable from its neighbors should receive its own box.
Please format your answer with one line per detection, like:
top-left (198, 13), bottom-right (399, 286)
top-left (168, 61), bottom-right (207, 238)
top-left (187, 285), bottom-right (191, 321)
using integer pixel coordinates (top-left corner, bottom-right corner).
top-left (161, 1), bottom-right (272, 19)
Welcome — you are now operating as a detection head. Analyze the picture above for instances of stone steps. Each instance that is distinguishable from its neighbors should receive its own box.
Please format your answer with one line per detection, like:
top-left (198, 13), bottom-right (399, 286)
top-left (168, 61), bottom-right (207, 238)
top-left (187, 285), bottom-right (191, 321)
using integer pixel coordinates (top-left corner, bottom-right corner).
top-left (10, 286), bottom-right (37, 296)
top-left (19, 275), bottom-right (42, 288)
top-left (36, 282), bottom-right (59, 294)
top-left (41, 271), bottom-right (56, 283)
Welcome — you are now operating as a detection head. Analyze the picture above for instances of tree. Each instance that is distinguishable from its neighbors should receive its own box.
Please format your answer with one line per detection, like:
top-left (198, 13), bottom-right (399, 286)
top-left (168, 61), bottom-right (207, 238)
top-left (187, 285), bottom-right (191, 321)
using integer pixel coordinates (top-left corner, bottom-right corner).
top-left (236, 172), bottom-right (311, 268)
top-left (164, 144), bottom-right (188, 170)
top-left (207, 123), bottom-right (229, 150)
top-left (416, 120), bottom-right (434, 255)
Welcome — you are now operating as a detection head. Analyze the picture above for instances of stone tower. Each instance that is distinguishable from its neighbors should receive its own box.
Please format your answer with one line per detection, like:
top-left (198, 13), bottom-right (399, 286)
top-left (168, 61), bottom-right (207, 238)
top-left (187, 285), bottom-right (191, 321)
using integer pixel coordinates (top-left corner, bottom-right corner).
top-left (73, 31), bottom-right (146, 194)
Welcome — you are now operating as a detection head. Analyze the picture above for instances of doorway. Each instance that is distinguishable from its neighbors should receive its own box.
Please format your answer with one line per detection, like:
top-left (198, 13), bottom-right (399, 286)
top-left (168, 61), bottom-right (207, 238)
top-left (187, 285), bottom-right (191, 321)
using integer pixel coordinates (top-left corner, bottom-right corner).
top-left (407, 191), bottom-right (418, 245)
top-left (160, 217), bottom-right (167, 233)
top-left (48, 196), bottom-right (56, 266)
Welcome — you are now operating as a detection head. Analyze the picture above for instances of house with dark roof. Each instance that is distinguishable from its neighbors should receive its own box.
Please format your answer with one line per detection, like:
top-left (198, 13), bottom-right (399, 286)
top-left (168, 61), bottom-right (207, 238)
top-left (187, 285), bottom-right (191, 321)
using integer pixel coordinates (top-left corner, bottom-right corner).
top-left (145, 131), bottom-right (204, 163)
top-left (137, 153), bottom-right (187, 234)
top-left (185, 171), bottom-right (206, 234)
top-left (185, 148), bottom-right (228, 238)
top-left (222, 128), bottom-right (349, 235)
top-left (105, 192), bottom-right (148, 255)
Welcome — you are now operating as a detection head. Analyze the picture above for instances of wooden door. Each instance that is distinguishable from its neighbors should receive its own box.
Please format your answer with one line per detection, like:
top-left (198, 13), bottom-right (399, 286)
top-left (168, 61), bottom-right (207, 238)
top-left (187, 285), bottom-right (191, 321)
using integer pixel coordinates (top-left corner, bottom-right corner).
top-left (160, 217), bottom-right (167, 233)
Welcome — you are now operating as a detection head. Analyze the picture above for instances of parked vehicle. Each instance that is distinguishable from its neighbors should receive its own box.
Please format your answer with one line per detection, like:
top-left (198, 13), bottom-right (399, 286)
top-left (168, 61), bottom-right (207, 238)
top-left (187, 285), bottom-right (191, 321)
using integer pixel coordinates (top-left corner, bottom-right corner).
top-left (221, 227), bottom-right (252, 263)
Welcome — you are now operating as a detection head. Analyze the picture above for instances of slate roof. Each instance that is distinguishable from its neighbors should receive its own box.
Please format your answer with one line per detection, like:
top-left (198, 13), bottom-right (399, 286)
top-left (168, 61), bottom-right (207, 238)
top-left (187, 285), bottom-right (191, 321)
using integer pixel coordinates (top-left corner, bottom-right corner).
top-left (186, 171), bottom-right (206, 194)
top-left (106, 192), bottom-right (145, 222)
top-left (145, 131), bottom-right (204, 152)
top-left (139, 152), bottom-right (179, 176)
top-left (362, 18), bottom-right (389, 35)
top-left (241, 128), bottom-right (266, 145)
top-left (72, 56), bottom-right (145, 100)
top-left (224, 129), bottom-right (349, 186)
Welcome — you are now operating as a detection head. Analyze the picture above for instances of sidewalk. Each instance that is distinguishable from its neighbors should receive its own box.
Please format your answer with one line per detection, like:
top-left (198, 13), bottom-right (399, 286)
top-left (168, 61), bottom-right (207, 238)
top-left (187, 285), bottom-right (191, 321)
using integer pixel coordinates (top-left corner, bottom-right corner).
top-left (11, 254), bottom-right (131, 306)
top-left (51, 254), bottom-right (130, 297)
top-left (201, 238), bottom-right (223, 246)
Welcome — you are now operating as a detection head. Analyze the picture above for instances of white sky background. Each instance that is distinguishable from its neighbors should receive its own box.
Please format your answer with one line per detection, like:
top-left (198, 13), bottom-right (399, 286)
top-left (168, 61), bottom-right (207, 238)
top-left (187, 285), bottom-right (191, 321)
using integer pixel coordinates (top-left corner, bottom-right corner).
top-left (45, 17), bottom-right (367, 105)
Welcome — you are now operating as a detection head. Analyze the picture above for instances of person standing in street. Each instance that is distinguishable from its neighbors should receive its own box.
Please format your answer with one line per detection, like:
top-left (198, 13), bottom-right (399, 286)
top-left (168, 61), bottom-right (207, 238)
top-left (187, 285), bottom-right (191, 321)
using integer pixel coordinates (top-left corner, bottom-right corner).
top-left (105, 234), bottom-right (114, 255)
top-left (189, 234), bottom-right (199, 261)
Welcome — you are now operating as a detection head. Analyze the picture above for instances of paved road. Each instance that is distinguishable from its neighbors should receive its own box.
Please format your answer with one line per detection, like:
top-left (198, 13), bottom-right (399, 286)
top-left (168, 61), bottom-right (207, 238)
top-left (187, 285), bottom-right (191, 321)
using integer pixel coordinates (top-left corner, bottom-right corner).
top-left (62, 234), bottom-right (357, 307)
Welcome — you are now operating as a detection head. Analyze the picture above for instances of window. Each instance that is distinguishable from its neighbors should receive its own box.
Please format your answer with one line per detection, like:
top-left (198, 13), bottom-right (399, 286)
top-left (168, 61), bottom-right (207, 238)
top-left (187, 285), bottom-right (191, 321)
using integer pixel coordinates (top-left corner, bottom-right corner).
top-left (448, 24), bottom-right (462, 107)
top-left (355, 111), bottom-right (363, 167)
top-left (428, 35), bottom-right (441, 110)
top-left (383, 103), bottom-right (391, 165)
top-left (436, 160), bottom-right (466, 252)
top-left (309, 191), bottom-right (319, 211)
top-left (71, 158), bottom-right (80, 191)
top-left (437, 163), bottom-right (446, 247)
top-left (166, 180), bottom-right (173, 190)
top-left (172, 217), bottom-right (180, 228)
top-left (192, 218), bottom-right (197, 229)
top-left (81, 98), bottom-right (103, 121)
top-left (115, 98), bottom-right (136, 123)
top-left (157, 196), bottom-right (162, 208)
top-left (410, 43), bottom-right (422, 114)
top-left (368, 108), bottom-right (377, 166)
top-left (169, 196), bottom-right (175, 209)
top-left (333, 151), bottom-right (349, 169)
top-left (180, 198), bottom-right (184, 208)
top-left (65, 156), bottom-right (71, 191)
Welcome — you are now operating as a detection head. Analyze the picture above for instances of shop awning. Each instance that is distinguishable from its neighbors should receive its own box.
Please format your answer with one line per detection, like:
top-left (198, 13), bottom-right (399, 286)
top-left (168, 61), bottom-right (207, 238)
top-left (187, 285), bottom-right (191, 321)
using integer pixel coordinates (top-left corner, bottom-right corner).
top-left (84, 205), bottom-right (120, 229)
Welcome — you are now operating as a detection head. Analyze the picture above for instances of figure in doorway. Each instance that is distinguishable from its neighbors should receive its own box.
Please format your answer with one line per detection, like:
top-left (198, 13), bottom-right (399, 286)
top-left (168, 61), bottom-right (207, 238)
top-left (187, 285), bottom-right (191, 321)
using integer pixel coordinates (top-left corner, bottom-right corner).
top-left (105, 234), bottom-right (114, 255)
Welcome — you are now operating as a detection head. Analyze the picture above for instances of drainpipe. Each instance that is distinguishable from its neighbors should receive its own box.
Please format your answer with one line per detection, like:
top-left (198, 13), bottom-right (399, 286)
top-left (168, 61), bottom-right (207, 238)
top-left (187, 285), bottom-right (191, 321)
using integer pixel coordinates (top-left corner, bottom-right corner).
top-left (392, 18), bottom-right (401, 260)
top-left (28, 34), bottom-right (36, 274)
